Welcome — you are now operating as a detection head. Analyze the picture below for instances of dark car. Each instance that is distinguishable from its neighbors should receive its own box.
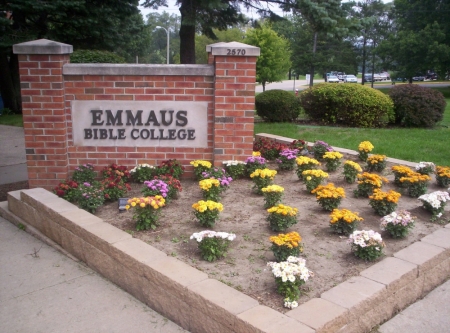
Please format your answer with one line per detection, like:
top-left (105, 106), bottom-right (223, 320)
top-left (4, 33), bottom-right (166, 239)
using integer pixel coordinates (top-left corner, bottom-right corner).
top-left (426, 73), bottom-right (437, 80)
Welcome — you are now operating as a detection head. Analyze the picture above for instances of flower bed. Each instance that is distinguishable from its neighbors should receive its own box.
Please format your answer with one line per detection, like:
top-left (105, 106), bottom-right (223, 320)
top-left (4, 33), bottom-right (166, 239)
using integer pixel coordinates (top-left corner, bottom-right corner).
top-left (95, 155), bottom-right (447, 313)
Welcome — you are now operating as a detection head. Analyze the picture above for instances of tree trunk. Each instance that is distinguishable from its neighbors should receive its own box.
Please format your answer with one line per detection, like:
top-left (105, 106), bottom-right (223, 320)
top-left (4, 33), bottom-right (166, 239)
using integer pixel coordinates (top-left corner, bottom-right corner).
top-left (179, 0), bottom-right (196, 64)
top-left (361, 34), bottom-right (367, 85)
top-left (0, 50), bottom-right (21, 114)
top-left (309, 31), bottom-right (318, 88)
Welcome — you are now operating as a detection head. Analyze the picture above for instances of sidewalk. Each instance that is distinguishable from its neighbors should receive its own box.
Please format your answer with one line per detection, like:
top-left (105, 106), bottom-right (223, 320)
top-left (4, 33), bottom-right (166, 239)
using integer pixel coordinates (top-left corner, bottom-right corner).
top-left (0, 124), bottom-right (27, 185)
top-left (0, 216), bottom-right (188, 333)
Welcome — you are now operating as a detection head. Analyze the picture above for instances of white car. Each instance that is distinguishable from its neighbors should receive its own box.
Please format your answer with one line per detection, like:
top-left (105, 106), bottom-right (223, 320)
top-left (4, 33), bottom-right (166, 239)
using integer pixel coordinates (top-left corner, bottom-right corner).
top-left (328, 76), bottom-right (340, 83)
top-left (344, 75), bottom-right (358, 83)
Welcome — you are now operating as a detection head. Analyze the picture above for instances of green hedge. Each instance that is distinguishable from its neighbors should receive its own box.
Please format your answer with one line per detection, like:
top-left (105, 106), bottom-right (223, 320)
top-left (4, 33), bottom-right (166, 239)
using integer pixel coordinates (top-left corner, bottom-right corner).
top-left (255, 90), bottom-right (301, 122)
top-left (71, 50), bottom-right (126, 63)
top-left (299, 83), bottom-right (394, 128)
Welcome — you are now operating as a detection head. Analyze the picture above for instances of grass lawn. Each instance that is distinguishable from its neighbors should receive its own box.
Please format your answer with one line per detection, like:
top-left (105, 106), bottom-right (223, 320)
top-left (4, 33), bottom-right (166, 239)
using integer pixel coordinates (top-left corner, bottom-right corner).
top-left (0, 114), bottom-right (23, 127)
top-left (255, 99), bottom-right (450, 166)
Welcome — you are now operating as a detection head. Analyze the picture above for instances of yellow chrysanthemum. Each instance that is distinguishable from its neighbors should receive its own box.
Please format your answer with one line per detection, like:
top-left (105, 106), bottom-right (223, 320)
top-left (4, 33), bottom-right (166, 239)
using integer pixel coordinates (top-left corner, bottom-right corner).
top-left (358, 141), bottom-right (374, 153)
top-left (192, 200), bottom-right (224, 212)
top-left (392, 165), bottom-right (414, 177)
top-left (344, 160), bottom-right (362, 172)
top-left (267, 204), bottom-right (298, 216)
top-left (400, 172), bottom-right (431, 184)
top-left (357, 172), bottom-right (388, 187)
top-left (269, 231), bottom-right (302, 249)
top-left (261, 185), bottom-right (285, 193)
top-left (367, 154), bottom-right (386, 165)
top-left (199, 178), bottom-right (220, 191)
top-left (330, 209), bottom-right (363, 224)
top-left (296, 156), bottom-right (320, 166)
top-left (323, 151), bottom-right (343, 160)
top-left (127, 196), bottom-right (165, 209)
top-left (311, 183), bottom-right (346, 199)
top-left (190, 160), bottom-right (212, 169)
top-left (436, 166), bottom-right (450, 178)
top-left (252, 151), bottom-right (261, 156)
top-left (302, 169), bottom-right (329, 179)
top-left (250, 168), bottom-right (277, 179)
top-left (369, 189), bottom-right (401, 203)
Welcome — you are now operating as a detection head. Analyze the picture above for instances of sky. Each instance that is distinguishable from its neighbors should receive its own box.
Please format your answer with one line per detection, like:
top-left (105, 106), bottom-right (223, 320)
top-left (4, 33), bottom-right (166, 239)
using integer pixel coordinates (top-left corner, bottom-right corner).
top-left (138, 0), bottom-right (392, 20)
top-left (138, 1), bottom-right (287, 20)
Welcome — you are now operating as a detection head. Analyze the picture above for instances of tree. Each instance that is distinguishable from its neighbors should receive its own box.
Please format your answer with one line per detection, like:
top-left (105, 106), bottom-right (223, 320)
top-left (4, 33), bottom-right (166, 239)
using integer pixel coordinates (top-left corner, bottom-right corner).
top-left (195, 27), bottom-right (246, 64)
top-left (380, 0), bottom-right (450, 80)
top-left (142, 0), bottom-right (250, 64)
top-left (350, 0), bottom-right (392, 86)
top-left (0, 0), bottom-right (145, 113)
top-left (244, 23), bottom-right (291, 91)
top-left (141, 0), bottom-right (302, 64)
top-left (274, 15), bottom-right (357, 80)
top-left (146, 12), bottom-right (181, 64)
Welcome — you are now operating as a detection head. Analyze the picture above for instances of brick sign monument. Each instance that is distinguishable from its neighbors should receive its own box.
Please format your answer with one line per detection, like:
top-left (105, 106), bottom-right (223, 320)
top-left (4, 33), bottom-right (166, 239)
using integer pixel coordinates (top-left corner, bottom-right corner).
top-left (13, 39), bottom-right (259, 189)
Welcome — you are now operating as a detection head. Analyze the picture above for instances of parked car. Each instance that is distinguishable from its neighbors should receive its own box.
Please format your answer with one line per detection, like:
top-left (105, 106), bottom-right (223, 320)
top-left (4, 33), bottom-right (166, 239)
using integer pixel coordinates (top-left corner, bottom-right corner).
top-left (337, 72), bottom-right (346, 81)
top-left (425, 73), bottom-right (437, 80)
top-left (378, 72), bottom-right (391, 81)
top-left (413, 75), bottom-right (425, 81)
top-left (363, 74), bottom-right (380, 82)
top-left (344, 75), bottom-right (358, 83)
top-left (328, 76), bottom-right (340, 83)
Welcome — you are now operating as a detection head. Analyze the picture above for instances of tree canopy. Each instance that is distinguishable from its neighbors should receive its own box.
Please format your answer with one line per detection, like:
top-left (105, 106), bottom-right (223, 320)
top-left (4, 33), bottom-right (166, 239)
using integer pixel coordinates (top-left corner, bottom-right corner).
top-left (244, 23), bottom-right (292, 91)
top-left (0, 0), bottom-right (148, 113)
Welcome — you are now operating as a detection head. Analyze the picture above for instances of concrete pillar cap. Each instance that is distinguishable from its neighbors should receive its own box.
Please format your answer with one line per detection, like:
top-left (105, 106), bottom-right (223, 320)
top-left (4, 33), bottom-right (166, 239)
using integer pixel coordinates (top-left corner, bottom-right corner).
top-left (13, 39), bottom-right (73, 55)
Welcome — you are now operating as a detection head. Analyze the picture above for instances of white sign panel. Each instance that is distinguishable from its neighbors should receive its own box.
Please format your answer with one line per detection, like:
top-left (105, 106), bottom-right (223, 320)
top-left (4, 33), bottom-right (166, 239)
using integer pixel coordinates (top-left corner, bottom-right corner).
top-left (71, 101), bottom-right (208, 147)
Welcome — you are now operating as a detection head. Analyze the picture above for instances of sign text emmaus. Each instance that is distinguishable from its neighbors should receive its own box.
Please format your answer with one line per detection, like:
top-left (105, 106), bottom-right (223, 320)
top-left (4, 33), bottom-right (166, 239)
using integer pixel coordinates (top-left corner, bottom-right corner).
top-left (71, 101), bottom-right (208, 147)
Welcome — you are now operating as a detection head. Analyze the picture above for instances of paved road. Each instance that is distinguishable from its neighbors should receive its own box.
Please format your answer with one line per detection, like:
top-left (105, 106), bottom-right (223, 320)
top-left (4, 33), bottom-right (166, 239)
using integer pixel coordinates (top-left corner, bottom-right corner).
top-left (255, 79), bottom-right (450, 93)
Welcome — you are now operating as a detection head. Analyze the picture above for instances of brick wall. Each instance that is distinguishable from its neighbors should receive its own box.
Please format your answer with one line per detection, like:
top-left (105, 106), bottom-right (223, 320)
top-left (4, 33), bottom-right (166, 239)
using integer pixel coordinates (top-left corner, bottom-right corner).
top-left (14, 39), bottom-right (259, 189)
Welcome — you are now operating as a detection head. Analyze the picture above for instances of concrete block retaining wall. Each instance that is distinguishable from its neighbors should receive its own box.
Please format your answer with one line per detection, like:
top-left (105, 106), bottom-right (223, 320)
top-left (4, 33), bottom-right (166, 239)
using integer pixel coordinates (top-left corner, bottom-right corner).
top-left (1, 184), bottom-right (449, 333)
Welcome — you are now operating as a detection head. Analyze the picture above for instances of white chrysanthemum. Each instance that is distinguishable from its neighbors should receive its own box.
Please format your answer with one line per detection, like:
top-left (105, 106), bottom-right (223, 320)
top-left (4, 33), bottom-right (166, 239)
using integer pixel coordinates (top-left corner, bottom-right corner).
top-left (190, 230), bottom-right (236, 243)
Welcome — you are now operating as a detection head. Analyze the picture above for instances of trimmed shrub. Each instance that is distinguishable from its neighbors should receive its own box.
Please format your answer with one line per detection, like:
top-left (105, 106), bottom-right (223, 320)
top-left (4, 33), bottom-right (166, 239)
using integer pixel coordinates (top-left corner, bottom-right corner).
top-left (71, 50), bottom-right (126, 63)
top-left (299, 83), bottom-right (394, 128)
top-left (388, 85), bottom-right (446, 128)
top-left (255, 90), bottom-right (302, 122)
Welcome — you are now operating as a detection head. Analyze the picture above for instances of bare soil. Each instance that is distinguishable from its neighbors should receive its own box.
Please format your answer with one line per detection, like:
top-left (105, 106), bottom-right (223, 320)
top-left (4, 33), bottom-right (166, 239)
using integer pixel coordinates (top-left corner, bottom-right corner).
top-left (75, 158), bottom-right (449, 312)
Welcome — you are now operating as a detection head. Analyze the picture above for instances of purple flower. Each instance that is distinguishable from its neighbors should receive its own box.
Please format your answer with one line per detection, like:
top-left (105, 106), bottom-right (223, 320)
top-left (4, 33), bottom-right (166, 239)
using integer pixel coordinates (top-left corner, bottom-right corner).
top-left (83, 182), bottom-right (91, 187)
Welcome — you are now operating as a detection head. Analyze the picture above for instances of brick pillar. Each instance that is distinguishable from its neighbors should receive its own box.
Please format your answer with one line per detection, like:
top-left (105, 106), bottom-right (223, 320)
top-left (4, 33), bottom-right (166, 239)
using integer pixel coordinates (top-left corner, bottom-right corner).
top-left (13, 39), bottom-right (73, 189)
top-left (207, 42), bottom-right (260, 166)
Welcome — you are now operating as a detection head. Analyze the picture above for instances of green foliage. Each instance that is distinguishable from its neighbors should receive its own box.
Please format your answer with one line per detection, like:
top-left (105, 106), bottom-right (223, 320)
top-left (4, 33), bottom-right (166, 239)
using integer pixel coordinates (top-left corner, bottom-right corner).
top-left (77, 181), bottom-right (105, 214)
top-left (299, 83), bottom-right (394, 128)
top-left (195, 27), bottom-right (246, 64)
top-left (384, 223), bottom-right (414, 238)
top-left (254, 97), bottom-right (450, 166)
top-left (244, 23), bottom-right (292, 91)
top-left (72, 164), bottom-right (96, 184)
top-left (197, 237), bottom-right (231, 262)
top-left (266, 205), bottom-right (298, 232)
top-left (131, 164), bottom-right (157, 183)
top-left (270, 244), bottom-right (301, 263)
top-left (71, 50), bottom-right (126, 63)
top-left (101, 177), bottom-right (131, 201)
top-left (255, 90), bottom-right (301, 122)
top-left (329, 219), bottom-right (358, 235)
top-left (388, 85), bottom-right (446, 128)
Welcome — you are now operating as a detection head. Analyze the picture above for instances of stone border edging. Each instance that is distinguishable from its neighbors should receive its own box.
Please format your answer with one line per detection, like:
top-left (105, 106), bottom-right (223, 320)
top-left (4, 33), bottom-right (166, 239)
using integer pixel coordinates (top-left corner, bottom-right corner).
top-left (1, 135), bottom-right (449, 333)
